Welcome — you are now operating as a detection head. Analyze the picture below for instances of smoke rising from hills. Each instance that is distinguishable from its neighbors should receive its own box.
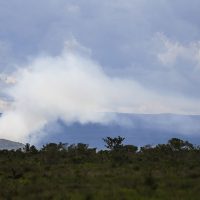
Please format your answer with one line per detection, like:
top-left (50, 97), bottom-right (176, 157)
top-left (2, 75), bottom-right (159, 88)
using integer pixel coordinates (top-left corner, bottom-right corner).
top-left (0, 42), bottom-right (199, 143)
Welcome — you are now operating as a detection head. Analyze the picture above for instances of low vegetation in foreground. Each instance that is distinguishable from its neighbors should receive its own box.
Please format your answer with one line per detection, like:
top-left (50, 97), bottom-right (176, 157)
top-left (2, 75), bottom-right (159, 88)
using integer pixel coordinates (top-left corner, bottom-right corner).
top-left (0, 136), bottom-right (200, 200)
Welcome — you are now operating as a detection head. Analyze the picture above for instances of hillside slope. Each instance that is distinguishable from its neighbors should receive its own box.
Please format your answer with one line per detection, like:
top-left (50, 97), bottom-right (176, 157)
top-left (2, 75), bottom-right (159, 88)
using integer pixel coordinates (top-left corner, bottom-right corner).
top-left (0, 139), bottom-right (24, 150)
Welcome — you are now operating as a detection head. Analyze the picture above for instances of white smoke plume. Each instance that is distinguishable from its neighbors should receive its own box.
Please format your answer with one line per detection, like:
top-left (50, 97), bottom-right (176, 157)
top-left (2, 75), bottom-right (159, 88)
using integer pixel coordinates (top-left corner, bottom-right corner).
top-left (0, 41), bottom-right (200, 143)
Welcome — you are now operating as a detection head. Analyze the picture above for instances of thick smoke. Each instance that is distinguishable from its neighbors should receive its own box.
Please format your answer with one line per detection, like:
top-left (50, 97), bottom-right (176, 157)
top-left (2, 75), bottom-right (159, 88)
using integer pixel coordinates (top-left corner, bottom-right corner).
top-left (0, 42), bottom-right (200, 143)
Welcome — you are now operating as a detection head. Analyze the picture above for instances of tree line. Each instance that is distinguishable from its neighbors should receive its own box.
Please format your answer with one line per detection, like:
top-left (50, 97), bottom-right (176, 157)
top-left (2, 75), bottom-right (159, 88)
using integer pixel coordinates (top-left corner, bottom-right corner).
top-left (1, 136), bottom-right (198, 165)
top-left (0, 136), bottom-right (200, 199)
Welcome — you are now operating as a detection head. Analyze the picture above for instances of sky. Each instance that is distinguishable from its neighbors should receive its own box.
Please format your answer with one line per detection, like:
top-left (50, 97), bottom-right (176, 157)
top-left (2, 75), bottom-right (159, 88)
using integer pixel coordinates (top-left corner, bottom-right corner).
top-left (0, 0), bottom-right (200, 144)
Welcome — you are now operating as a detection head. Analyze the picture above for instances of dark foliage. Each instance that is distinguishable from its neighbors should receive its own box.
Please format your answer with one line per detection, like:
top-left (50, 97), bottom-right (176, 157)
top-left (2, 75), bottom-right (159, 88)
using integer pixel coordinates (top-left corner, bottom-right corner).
top-left (103, 136), bottom-right (125, 150)
top-left (0, 137), bottom-right (200, 199)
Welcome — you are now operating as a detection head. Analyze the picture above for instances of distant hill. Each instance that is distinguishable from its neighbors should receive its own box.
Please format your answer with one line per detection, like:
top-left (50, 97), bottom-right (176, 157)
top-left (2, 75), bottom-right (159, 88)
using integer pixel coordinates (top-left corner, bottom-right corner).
top-left (1, 113), bottom-right (200, 149)
top-left (0, 139), bottom-right (24, 150)
top-left (38, 113), bottom-right (200, 149)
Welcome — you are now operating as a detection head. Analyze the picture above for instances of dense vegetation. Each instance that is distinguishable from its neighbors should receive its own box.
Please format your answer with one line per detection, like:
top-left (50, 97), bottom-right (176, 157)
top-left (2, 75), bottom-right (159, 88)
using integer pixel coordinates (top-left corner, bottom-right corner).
top-left (0, 137), bottom-right (200, 199)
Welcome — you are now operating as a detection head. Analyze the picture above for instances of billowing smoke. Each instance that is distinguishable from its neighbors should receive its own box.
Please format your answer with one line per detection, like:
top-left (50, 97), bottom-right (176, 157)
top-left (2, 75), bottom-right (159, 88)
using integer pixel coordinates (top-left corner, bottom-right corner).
top-left (0, 41), bottom-right (200, 143)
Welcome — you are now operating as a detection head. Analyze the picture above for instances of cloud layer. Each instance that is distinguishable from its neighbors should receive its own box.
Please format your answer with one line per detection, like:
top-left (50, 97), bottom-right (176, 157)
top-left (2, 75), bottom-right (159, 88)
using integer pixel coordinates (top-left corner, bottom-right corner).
top-left (0, 1), bottom-right (200, 142)
top-left (0, 41), bottom-right (200, 142)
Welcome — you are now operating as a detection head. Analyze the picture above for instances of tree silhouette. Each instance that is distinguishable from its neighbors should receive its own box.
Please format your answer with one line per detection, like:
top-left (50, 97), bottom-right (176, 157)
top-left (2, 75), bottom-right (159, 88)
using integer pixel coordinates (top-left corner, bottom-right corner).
top-left (168, 138), bottom-right (194, 151)
top-left (23, 143), bottom-right (30, 153)
top-left (103, 136), bottom-right (125, 151)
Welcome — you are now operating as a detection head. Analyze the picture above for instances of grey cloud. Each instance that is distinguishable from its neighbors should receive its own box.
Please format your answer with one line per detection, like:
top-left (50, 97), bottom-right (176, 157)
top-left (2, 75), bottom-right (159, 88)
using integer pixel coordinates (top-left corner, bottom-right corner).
top-left (1, 0), bottom-right (200, 143)
top-left (0, 0), bottom-right (199, 67)
top-left (0, 1), bottom-right (200, 95)
top-left (0, 0), bottom-right (200, 95)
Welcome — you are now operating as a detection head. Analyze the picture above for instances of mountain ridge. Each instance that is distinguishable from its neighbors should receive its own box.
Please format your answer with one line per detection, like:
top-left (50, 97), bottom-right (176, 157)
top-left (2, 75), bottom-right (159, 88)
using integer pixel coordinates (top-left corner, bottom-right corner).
top-left (0, 139), bottom-right (24, 150)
